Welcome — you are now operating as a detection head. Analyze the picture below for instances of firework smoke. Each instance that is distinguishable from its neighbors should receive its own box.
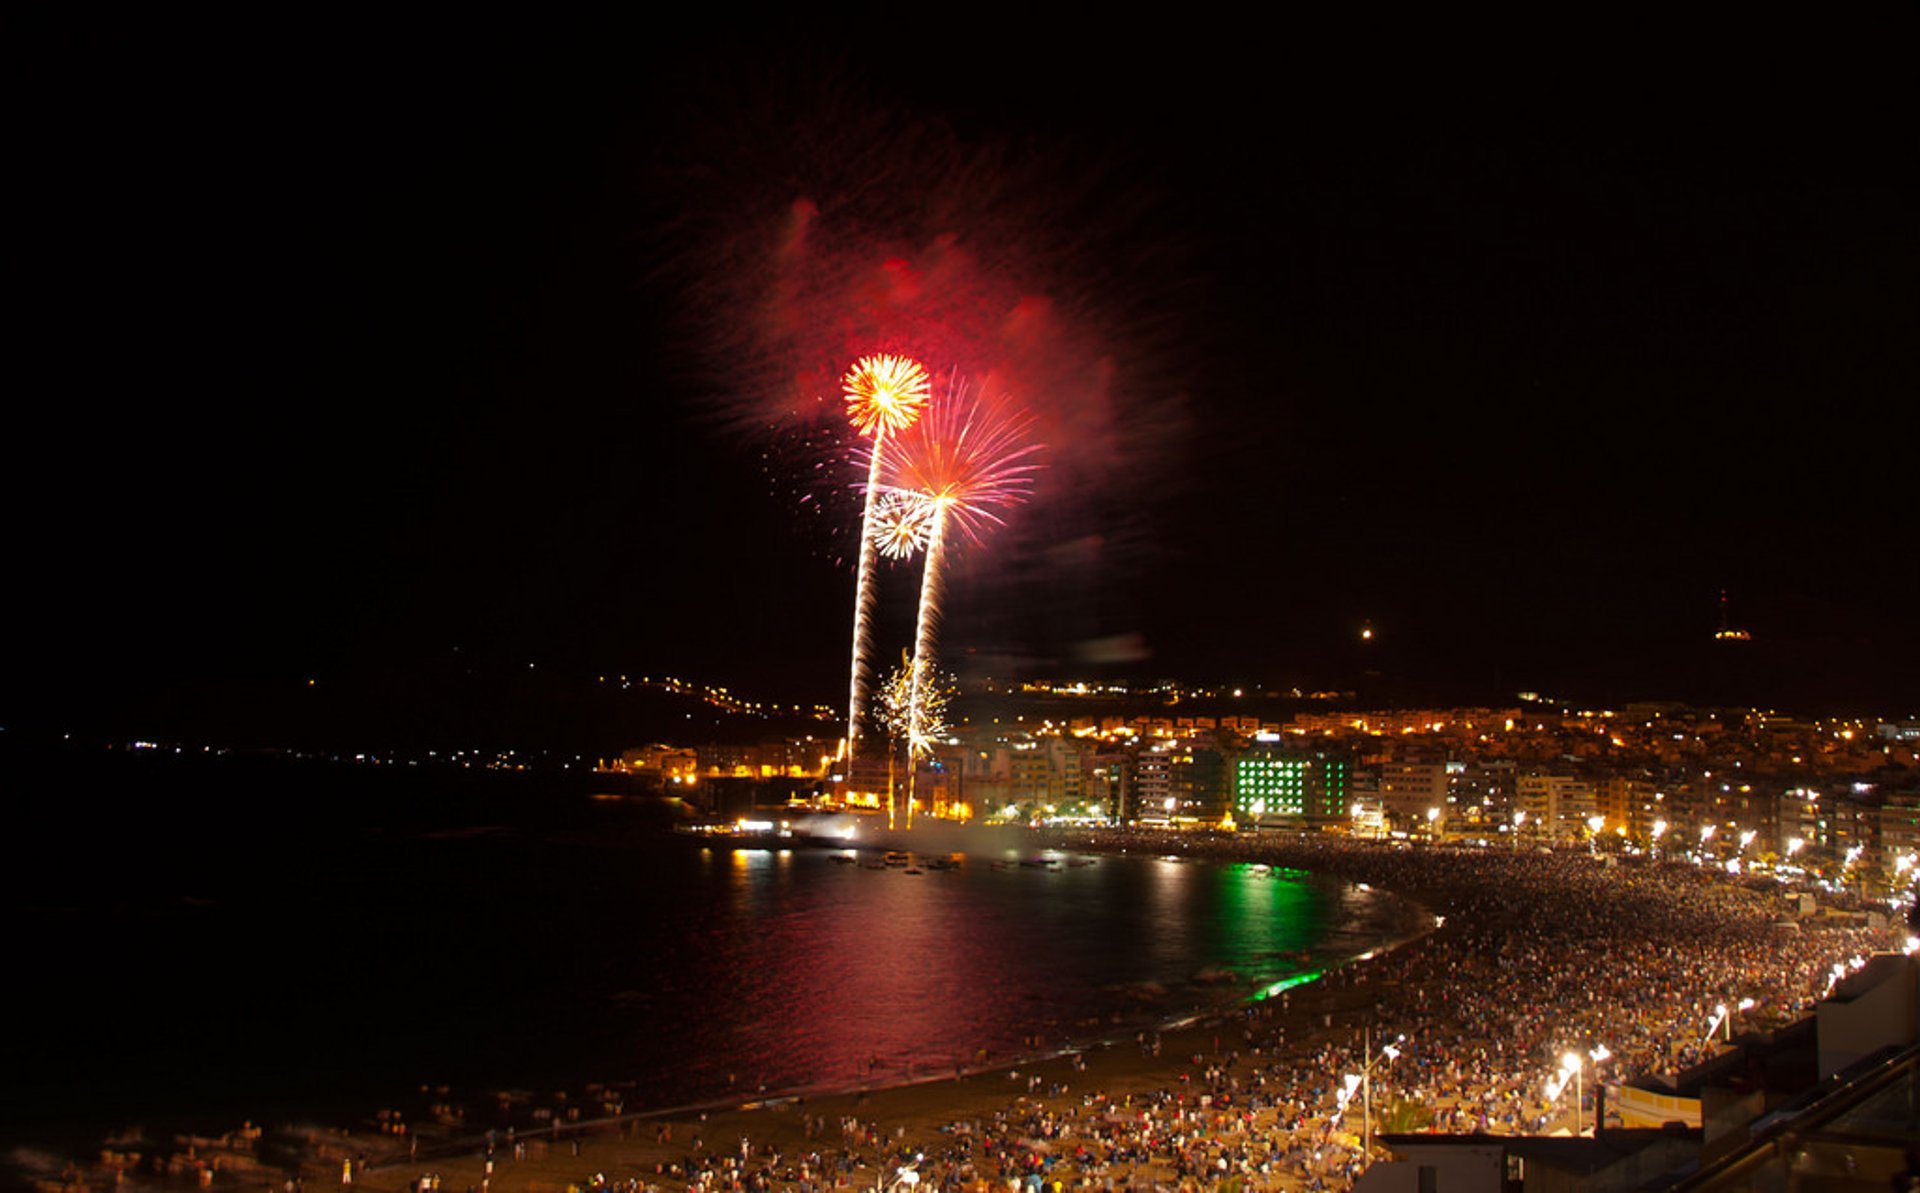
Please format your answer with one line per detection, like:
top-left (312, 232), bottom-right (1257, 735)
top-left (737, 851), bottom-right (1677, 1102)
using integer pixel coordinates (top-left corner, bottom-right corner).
top-left (649, 70), bottom-right (1192, 678)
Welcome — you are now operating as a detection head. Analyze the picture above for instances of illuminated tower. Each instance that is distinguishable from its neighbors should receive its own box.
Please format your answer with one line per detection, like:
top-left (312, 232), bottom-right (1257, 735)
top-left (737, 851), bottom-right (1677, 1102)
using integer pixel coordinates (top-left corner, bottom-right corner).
top-left (1713, 589), bottom-right (1752, 642)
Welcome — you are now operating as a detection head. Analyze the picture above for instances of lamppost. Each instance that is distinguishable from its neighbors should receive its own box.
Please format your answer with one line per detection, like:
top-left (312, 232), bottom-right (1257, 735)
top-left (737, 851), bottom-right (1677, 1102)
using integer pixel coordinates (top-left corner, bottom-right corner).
top-left (1698, 823), bottom-right (1716, 865)
top-left (1651, 819), bottom-right (1668, 860)
top-left (1426, 806), bottom-right (1441, 843)
top-left (1720, 991), bottom-right (1758, 1037)
top-left (1702, 999), bottom-right (1752, 1045)
top-left (1842, 844), bottom-right (1866, 895)
top-left (1513, 809), bottom-right (1527, 851)
top-left (1339, 1028), bottom-right (1405, 1155)
top-left (1587, 815), bottom-right (1604, 857)
top-left (878, 1156), bottom-right (922, 1192)
top-left (1546, 1045), bottom-right (1610, 1136)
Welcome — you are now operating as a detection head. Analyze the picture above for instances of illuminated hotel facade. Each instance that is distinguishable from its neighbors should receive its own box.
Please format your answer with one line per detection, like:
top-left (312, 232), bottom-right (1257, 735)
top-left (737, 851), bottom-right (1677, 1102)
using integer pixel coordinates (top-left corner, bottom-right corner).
top-left (1233, 747), bottom-right (1352, 829)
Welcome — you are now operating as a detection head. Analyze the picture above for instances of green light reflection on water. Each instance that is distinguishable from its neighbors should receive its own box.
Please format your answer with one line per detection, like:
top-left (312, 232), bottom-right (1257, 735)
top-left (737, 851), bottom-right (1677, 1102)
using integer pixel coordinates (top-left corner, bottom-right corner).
top-left (1252, 969), bottom-right (1325, 1000)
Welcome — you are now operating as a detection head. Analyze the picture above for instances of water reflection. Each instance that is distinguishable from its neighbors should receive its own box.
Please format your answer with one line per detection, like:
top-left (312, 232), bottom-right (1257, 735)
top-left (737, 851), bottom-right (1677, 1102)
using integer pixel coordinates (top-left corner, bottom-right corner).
top-left (633, 847), bottom-right (1352, 1100)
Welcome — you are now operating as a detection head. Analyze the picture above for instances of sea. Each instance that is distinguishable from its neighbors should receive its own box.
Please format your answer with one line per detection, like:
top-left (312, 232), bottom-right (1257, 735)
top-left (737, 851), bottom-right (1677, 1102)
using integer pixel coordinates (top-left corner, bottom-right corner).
top-left (2, 739), bottom-right (1420, 1159)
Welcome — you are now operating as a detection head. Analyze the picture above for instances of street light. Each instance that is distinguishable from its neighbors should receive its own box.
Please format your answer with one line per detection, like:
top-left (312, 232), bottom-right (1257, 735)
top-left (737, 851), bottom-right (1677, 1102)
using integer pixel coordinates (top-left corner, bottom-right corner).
top-left (1341, 1029), bottom-right (1405, 1155)
top-left (881, 1166), bottom-right (919, 1192)
top-left (1546, 1045), bottom-right (1611, 1136)
top-left (1651, 819), bottom-right (1668, 859)
top-left (1703, 1000), bottom-right (1754, 1045)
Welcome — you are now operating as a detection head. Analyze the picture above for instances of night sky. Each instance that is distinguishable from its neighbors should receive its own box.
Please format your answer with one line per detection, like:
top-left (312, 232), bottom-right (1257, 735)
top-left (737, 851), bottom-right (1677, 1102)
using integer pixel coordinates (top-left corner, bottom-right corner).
top-left (9, 10), bottom-right (1917, 740)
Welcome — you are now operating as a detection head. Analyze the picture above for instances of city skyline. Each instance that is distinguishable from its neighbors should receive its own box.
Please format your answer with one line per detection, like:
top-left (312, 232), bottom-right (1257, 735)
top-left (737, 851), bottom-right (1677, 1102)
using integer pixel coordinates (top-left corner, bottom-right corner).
top-left (9, 11), bottom-right (1916, 739)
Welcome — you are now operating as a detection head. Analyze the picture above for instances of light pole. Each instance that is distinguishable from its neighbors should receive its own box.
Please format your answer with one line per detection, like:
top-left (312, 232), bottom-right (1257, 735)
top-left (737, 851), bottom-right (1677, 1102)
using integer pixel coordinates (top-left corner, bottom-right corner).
top-left (1342, 1028), bottom-right (1405, 1155)
top-left (1651, 819), bottom-right (1667, 860)
top-left (1547, 1045), bottom-right (1609, 1136)
top-left (1702, 999), bottom-right (1754, 1046)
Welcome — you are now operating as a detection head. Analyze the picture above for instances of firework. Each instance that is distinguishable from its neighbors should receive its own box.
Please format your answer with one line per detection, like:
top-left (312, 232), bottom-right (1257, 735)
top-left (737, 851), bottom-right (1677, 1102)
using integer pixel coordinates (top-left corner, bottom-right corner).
top-left (877, 652), bottom-right (955, 757)
top-left (843, 353), bottom-right (932, 438)
top-left (843, 354), bottom-right (932, 762)
top-left (883, 380), bottom-right (1043, 804)
top-left (875, 650), bottom-right (955, 828)
top-left (868, 490), bottom-right (934, 559)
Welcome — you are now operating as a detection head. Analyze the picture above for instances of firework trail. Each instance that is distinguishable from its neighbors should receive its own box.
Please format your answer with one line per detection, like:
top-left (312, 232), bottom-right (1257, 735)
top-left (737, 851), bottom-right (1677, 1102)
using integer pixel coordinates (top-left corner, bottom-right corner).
top-left (881, 379), bottom-right (1042, 810)
top-left (842, 354), bottom-right (930, 761)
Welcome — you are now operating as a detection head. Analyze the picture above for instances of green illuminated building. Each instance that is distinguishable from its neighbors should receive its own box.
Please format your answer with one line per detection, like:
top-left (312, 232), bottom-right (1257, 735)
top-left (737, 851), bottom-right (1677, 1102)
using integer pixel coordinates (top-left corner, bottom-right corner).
top-left (1234, 747), bottom-right (1352, 829)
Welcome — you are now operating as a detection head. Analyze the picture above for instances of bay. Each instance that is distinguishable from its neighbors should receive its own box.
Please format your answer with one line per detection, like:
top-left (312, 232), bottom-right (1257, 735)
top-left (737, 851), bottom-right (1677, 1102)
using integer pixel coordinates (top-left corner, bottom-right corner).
top-left (2, 741), bottom-right (1414, 1155)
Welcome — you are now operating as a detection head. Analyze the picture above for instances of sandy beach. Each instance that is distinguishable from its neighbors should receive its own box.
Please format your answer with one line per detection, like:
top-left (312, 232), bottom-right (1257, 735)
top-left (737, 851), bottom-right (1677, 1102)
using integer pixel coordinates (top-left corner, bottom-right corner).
top-left (279, 960), bottom-right (1393, 1193)
top-left (41, 833), bottom-right (1900, 1193)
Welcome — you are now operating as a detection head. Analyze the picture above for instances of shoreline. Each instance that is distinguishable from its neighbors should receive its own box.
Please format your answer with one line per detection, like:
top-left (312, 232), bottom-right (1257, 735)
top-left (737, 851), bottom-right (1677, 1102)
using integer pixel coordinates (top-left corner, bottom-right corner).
top-left (27, 833), bottom-right (1899, 1192)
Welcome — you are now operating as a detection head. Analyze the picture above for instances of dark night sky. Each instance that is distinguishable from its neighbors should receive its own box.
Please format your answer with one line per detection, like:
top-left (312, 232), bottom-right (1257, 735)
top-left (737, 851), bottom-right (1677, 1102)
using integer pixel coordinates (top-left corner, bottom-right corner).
top-left (8, 9), bottom-right (1917, 738)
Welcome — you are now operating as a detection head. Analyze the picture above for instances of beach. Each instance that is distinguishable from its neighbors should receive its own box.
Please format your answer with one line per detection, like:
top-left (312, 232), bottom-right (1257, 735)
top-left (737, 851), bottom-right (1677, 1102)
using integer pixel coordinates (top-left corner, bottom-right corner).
top-left (40, 834), bottom-right (1900, 1192)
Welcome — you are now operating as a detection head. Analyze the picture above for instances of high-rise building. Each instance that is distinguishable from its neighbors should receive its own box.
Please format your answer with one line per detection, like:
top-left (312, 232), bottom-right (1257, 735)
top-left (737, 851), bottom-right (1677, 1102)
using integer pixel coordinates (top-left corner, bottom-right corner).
top-left (1596, 771), bottom-right (1663, 841)
top-left (1233, 747), bottom-right (1352, 830)
top-left (1516, 770), bottom-right (1599, 843)
top-left (1134, 745), bottom-right (1174, 822)
top-left (1173, 747), bottom-right (1229, 822)
top-left (1379, 759), bottom-right (1449, 831)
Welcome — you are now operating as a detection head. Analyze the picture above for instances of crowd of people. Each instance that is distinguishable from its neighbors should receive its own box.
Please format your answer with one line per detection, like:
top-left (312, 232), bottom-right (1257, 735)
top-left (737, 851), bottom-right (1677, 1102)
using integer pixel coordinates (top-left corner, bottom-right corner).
top-left (55, 836), bottom-right (1896, 1193)
top-left (606, 835), bottom-right (1899, 1191)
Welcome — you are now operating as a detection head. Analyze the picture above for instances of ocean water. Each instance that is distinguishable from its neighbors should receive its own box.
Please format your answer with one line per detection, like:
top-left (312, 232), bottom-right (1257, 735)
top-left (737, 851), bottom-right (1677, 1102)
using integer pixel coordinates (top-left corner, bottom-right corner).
top-left (3, 742), bottom-right (1415, 1155)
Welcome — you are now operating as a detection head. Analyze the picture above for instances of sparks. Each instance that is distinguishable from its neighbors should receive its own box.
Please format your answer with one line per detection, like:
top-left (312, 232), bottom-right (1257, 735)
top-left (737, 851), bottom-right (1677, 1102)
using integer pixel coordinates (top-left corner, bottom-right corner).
top-left (876, 651), bottom-right (956, 829)
top-left (868, 490), bottom-right (934, 559)
top-left (843, 353), bottom-right (932, 439)
top-left (878, 654), bottom-right (955, 758)
top-left (881, 381), bottom-right (1044, 548)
